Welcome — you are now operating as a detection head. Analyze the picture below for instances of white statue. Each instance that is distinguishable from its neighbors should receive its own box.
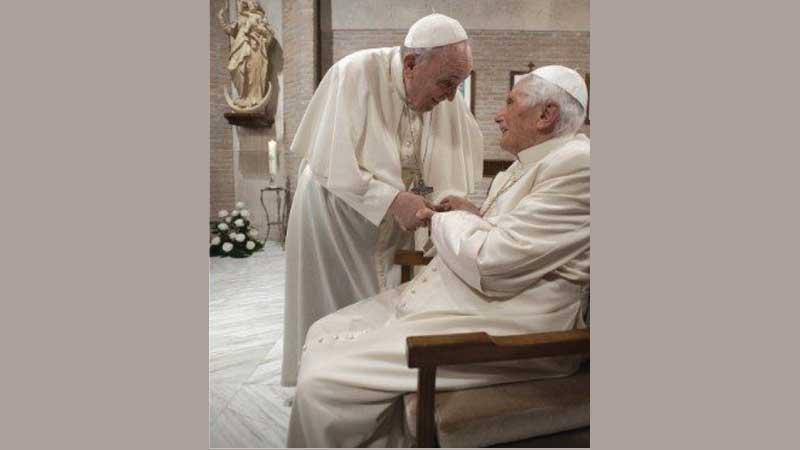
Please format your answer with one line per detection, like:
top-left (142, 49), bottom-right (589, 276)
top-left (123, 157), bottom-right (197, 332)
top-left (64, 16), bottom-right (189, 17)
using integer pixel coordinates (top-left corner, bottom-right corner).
top-left (217, 0), bottom-right (274, 113)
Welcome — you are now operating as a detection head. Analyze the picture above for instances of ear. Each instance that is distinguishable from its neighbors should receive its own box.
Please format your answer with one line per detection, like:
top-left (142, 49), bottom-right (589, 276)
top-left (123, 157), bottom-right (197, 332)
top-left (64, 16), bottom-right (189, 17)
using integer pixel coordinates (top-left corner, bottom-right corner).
top-left (537, 101), bottom-right (561, 132)
top-left (402, 54), bottom-right (417, 77)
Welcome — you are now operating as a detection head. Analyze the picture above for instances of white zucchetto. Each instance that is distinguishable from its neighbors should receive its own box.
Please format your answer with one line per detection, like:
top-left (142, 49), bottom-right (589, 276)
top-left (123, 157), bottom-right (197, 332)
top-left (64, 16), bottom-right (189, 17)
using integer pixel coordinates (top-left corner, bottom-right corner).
top-left (404, 13), bottom-right (468, 48)
top-left (530, 65), bottom-right (589, 111)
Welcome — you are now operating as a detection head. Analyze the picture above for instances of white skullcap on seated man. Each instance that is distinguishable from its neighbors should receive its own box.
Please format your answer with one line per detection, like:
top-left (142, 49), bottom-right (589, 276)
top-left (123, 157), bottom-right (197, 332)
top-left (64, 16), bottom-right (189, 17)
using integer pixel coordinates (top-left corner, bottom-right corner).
top-left (287, 65), bottom-right (590, 447)
top-left (529, 65), bottom-right (588, 110)
top-left (281, 13), bottom-right (483, 387)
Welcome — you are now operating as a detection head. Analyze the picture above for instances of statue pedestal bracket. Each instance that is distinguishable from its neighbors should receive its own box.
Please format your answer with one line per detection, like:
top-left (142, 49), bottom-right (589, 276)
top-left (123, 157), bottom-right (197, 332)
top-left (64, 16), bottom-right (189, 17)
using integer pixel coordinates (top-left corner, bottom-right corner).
top-left (224, 111), bottom-right (274, 128)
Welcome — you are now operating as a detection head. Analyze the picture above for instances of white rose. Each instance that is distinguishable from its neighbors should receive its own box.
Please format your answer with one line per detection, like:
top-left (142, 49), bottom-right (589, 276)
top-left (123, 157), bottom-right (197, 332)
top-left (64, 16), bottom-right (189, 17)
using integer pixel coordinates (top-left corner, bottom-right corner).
top-left (231, 210), bottom-right (240, 217)
top-left (225, 217), bottom-right (232, 223)
top-left (236, 233), bottom-right (246, 242)
top-left (218, 209), bottom-right (229, 218)
top-left (211, 236), bottom-right (221, 245)
top-left (228, 232), bottom-right (236, 240)
top-left (234, 218), bottom-right (244, 227)
top-left (217, 223), bottom-right (229, 231)
top-left (240, 209), bottom-right (250, 218)
top-left (235, 201), bottom-right (245, 209)
top-left (246, 241), bottom-right (256, 250)
top-left (248, 229), bottom-right (258, 237)
top-left (222, 242), bottom-right (233, 252)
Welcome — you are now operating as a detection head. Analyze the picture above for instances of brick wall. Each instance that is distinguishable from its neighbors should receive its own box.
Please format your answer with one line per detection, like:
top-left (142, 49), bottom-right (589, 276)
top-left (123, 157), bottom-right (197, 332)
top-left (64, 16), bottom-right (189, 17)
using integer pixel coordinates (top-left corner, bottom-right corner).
top-left (210, 0), bottom-right (235, 218)
top-left (282, 0), bottom-right (317, 183)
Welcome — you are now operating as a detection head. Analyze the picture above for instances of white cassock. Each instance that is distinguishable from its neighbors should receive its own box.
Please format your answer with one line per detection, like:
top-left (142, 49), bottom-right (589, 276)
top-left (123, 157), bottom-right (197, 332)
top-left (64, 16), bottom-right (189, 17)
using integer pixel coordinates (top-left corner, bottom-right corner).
top-left (282, 46), bottom-right (483, 386)
top-left (287, 133), bottom-right (591, 447)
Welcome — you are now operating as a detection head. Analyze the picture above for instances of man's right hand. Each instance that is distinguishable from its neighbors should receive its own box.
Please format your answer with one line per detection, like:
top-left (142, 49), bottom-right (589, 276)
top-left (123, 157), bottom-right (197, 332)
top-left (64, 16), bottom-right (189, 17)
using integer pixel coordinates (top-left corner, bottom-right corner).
top-left (436, 195), bottom-right (481, 216)
top-left (388, 192), bottom-right (430, 231)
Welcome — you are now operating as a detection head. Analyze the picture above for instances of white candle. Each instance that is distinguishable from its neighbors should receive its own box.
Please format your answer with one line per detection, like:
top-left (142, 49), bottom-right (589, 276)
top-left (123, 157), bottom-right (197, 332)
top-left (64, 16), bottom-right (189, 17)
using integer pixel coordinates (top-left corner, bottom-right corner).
top-left (268, 140), bottom-right (278, 175)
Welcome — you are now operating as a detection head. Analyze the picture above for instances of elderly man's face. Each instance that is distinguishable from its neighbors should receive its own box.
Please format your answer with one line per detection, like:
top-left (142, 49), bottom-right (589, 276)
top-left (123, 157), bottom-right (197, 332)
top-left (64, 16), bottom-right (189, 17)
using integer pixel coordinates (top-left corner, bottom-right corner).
top-left (403, 44), bottom-right (472, 112)
top-left (495, 87), bottom-right (546, 153)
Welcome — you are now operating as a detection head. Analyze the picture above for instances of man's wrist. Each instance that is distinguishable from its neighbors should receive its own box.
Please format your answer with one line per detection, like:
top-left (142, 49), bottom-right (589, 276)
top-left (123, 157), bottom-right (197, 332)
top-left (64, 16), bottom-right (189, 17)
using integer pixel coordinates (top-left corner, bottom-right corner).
top-left (387, 191), bottom-right (405, 216)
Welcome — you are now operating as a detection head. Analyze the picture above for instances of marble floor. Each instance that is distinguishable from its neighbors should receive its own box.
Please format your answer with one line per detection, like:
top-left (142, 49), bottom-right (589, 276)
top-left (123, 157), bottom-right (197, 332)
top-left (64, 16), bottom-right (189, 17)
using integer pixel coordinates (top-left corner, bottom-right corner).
top-left (210, 242), bottom-right (294, 448)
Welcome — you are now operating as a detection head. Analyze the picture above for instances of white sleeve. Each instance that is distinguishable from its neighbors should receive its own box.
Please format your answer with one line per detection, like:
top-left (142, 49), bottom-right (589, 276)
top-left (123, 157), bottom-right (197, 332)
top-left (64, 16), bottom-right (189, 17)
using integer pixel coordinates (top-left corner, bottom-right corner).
top-left (431, 152), bottom-right (590, 297)
top-left (331, 175), bottom-right (400, 226)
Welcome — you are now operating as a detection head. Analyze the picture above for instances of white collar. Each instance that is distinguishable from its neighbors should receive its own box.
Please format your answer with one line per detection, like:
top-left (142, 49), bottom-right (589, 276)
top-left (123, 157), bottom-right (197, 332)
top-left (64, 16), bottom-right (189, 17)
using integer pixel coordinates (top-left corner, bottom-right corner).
top-left (390, 47), bottom-right (410, 105)
top-left (516, 134), bottom-right (575, 168)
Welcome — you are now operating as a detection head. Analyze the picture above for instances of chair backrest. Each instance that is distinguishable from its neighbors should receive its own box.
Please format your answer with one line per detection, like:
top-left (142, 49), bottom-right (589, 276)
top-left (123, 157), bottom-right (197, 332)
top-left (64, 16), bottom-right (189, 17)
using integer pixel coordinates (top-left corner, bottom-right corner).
top-left (484, 159), bottom-right (514, 177)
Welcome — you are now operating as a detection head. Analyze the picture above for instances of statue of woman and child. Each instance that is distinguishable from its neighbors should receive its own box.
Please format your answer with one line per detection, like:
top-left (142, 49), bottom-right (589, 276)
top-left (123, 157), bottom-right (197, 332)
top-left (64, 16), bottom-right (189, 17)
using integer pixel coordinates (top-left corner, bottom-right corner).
top-left (217, 0), bottom-right (275, 113)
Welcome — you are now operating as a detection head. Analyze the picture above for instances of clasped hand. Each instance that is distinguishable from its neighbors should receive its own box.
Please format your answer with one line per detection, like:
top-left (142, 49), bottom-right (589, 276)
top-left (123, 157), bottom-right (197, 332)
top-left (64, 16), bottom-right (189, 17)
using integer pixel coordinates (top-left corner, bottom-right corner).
top-left (390, 193), bottom-right (480, 231)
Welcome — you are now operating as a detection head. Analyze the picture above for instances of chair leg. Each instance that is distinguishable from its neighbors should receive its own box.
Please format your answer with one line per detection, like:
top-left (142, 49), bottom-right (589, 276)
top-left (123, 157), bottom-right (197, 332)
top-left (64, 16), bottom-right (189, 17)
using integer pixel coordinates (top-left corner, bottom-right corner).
top-left (416, 366), bottom-right (437, 447)
top-left (402, 265), bottom-right (413, 283)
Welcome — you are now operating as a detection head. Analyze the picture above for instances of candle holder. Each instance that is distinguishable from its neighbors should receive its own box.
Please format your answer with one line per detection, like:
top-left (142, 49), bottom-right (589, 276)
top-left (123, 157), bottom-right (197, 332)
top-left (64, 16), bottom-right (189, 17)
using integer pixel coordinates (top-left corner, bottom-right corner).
top-left (260, 182), bottom-right (288, 249)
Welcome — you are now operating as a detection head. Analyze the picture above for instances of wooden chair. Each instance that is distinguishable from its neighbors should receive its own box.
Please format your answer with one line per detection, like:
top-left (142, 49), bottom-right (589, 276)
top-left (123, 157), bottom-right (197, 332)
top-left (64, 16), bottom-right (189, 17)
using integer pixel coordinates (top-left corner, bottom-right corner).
top-left (395, 250), bottom-right (590, 447)
top-left (483, 158), bottom-right (515, 178)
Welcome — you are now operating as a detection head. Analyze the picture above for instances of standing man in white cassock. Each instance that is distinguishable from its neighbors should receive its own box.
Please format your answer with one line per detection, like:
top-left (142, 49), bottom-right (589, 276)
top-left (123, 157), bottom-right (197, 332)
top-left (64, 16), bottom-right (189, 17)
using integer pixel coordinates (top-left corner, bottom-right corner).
top-left (287, 65), bottom-right (590, 448)
top-left (281, 14), bottom-right (483, 386)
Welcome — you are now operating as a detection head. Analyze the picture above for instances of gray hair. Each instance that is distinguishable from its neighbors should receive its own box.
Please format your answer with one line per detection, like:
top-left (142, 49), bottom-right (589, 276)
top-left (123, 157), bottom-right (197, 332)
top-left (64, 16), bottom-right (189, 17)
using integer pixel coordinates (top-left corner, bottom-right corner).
top-left (516, 74), bottom-right (586, 137)
top-left (400, 40), bottom-right (469, 66)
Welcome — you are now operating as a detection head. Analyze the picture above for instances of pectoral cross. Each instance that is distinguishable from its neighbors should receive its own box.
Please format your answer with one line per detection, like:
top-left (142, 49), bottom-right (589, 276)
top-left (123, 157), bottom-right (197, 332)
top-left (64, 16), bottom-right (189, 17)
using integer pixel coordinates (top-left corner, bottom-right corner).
top-left (411, 178), bottom-right (434, 198)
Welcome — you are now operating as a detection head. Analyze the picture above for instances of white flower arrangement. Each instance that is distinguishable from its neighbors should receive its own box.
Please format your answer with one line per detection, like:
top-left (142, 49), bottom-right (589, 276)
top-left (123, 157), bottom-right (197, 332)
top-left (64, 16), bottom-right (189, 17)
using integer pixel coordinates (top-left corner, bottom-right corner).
top-left (210, 201), bottom-right (265, 258)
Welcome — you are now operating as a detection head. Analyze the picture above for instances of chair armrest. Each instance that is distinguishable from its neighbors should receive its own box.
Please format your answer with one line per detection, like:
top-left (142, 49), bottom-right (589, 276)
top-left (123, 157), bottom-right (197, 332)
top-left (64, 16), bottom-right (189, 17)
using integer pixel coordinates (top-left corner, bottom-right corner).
top-left (406, 329), bottom-right (589, 447)
top-left (394, 250), bottom-right (432, 266)
top-left (394, 250), bottom-right (433, 283)
top-left (407, 329), bottom-right (590, 368)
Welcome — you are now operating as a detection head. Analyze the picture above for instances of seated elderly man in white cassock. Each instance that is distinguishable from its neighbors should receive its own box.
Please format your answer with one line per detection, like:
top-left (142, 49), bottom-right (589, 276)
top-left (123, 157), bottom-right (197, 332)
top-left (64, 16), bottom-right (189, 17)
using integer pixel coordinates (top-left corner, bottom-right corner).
top-left (287, 65), bottom-right (590, 448)
top-left (282, 13), bottom-right (483, 387)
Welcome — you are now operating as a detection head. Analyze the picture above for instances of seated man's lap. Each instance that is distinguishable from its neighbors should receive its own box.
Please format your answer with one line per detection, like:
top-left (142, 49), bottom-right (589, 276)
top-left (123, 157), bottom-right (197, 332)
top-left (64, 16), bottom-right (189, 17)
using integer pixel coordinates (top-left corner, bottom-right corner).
top-left (305, 284), bottom-right (406, 343)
